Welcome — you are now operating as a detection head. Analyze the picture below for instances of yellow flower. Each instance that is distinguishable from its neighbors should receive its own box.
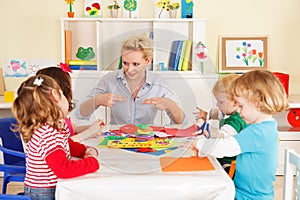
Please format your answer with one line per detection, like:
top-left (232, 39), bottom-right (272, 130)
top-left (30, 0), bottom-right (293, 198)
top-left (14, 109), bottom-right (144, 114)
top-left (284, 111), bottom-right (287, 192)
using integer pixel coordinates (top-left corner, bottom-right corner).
top-left (65, 0), bottom-right (75, 4)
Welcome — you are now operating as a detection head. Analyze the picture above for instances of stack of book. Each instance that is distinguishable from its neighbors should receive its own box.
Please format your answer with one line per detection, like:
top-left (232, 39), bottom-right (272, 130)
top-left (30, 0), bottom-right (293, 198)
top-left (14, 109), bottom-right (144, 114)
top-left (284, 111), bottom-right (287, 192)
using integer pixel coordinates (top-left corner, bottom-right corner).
top-left (168, 40), bottom-right (192, 71)
top-left (68, 60), bottom-right (97, 70)
top-left (65, 30), bottom-right (97, 70)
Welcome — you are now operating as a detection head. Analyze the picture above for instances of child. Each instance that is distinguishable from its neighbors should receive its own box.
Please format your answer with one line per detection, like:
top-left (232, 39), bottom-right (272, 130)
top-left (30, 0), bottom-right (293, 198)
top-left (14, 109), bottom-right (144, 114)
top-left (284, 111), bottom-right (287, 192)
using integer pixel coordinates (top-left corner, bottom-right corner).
top-left (193, 69), bottom-right (289, 200)
top-left (195, 74), bottom-right (247, 173)
top-left (12, 75), bottom-right (100, 200)
top-left (36, 66), bottom-right (104, 142)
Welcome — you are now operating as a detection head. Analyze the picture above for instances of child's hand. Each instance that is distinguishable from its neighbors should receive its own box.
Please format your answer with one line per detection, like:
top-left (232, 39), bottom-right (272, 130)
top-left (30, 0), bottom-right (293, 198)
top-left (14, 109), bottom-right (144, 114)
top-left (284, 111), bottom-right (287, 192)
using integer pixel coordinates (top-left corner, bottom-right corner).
top-left (191, 139), bottom-right (199, 157)
top-left (193, 118), bottom-right (206, 136)
top-left (84, 146), bottom-right (98, 159)
top-left (193, 107), bottom-right (208, 121)
top-left (88, 119), bottom-right (105, 137)
top-left (97, 119), bottom-right (105, 131)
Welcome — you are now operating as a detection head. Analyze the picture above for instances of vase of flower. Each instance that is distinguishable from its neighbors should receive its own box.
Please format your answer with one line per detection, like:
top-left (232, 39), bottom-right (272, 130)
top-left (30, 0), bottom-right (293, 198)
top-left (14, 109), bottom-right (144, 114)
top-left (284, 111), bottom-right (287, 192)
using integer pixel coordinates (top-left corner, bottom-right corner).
top-left (167, 2), bottom-right (179, 18)
top-left (169, 9), bottom-right (177, 18)
top-left (108, 0), bottom-right (120, 18)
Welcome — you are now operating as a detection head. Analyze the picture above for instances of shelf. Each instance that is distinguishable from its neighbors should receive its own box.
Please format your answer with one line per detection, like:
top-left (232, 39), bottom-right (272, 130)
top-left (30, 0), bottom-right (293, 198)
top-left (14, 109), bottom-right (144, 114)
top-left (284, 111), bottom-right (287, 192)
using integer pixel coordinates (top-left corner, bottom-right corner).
top-left (62, 18), bottom-right (207, 22)
top-left (61, 18), bottom-right (207, 71)
top-left (288, 94), bottom-right (300, 108)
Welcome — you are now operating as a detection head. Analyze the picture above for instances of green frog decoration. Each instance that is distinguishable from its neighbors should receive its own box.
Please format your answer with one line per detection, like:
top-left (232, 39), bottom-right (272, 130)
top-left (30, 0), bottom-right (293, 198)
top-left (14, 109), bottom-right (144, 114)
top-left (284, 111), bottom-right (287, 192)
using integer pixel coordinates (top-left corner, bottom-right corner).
top-left (76, 47), bottom-right (95, 60)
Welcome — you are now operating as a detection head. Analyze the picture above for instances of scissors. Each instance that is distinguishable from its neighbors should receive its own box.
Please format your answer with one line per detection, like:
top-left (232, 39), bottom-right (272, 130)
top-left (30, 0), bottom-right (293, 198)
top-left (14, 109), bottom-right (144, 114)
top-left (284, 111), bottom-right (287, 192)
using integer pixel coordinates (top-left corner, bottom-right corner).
top-left (196, 122), bottom-right (210, 138)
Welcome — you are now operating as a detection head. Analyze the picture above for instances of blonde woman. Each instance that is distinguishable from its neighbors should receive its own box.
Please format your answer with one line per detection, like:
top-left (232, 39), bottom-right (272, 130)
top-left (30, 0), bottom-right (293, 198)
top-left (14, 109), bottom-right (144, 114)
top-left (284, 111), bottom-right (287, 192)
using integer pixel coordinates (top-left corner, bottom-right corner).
top-left (77, 35), bottom-right (184, 124)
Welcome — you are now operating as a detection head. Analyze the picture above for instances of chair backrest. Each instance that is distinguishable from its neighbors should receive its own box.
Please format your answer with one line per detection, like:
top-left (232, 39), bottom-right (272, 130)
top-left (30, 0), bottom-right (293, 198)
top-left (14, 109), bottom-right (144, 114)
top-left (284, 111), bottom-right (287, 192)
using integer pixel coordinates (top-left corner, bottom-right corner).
top-left (0, 194), bottom-right (31, 199)
top-left (228, 160), bottom-right (236, 179)
top-left (0, 117), bottom-right (25, 166)
top-left (283, 148), bottom-right (300, 200)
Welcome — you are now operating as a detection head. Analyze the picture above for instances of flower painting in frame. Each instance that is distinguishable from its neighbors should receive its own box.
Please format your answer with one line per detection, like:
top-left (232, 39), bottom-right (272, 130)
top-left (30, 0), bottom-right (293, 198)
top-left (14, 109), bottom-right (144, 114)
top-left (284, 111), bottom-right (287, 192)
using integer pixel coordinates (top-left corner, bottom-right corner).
top-left (219, 36), bottom-right (269, 73)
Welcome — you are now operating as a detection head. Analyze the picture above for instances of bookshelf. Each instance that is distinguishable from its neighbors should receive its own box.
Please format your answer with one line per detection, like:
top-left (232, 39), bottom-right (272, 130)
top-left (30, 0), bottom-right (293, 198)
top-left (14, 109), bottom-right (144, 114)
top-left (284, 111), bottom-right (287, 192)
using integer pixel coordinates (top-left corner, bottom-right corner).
top-left (61, 18), bottom-right (207, 71)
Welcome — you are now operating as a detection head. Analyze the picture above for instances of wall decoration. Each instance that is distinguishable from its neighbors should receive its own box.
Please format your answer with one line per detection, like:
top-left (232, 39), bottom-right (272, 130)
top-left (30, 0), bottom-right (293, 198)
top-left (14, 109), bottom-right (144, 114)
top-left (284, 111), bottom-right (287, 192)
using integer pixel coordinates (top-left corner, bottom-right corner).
top-left (2, 59), bottom-right (55, 77)
top-left (154, 0), bottom-right (169, 18)
top-left (65, 0), bottom-right (75, 18)
top-left (195, 41), bottom-right (208, 74)
top-left (181, 0), bottom-right (193, 18)
top-left (219, 36), bottom-right (269, 73)
top-left (123, 0), bottom-right (139, 18)
top-left (84, 0), bottom-right (101, 17)
top-left (3, 59), bottom-right (28, 77)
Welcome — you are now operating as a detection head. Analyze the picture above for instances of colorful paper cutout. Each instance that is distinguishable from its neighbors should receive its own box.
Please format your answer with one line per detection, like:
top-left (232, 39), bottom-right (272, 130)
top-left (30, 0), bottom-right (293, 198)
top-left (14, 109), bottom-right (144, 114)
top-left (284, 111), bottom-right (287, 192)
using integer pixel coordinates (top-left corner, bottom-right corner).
top-left (160, 156), bottom-right (215, 172)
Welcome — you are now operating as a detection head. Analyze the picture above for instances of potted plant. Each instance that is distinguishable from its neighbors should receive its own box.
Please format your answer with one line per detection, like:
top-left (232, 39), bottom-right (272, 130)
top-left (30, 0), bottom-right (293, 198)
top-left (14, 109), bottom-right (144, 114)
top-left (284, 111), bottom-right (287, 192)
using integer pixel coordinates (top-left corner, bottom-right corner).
top-left (108, 0), bottom-right (120, 18)
top-left (65, 0), bottom-right (75, 18)
top-left (167, 2), bottom-right (180, 18)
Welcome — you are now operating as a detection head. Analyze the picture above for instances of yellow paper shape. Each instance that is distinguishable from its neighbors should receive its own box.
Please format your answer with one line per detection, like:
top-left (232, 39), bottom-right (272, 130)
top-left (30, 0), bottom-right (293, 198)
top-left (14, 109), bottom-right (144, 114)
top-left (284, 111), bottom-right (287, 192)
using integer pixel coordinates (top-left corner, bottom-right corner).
top-left (4, 91), bottom-right (14, 102)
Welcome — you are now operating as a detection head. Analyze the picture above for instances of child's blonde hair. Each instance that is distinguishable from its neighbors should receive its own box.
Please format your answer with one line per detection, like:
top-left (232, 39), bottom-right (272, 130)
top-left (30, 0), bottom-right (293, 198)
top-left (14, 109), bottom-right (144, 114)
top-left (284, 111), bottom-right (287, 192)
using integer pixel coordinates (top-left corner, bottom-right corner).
top-left (13, 75), bottom-right (64, 143)
top-left (213, 74), bottom-right (240, 100)
top-left (121, 35), bottom-right (153, 60)
top-left (231, 69), bottom-right (289, 114)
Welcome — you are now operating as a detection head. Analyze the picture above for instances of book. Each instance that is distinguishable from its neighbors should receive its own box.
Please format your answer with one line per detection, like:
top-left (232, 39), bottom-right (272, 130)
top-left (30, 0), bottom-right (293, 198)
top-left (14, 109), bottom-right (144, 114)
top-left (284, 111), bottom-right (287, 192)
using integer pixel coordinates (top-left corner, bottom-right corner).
top-left (168, 40), bottom-right (183, 71)
top-left (177, 40), bottom-right (186, 71)
top-left (69, 65), bottom-right (97, 70)
top-left (181, 40), bottom-right (192, 71)
top-left (68, 60), bottom-right (97, 65)
top-left (64, 30), bottom-right (72, 62)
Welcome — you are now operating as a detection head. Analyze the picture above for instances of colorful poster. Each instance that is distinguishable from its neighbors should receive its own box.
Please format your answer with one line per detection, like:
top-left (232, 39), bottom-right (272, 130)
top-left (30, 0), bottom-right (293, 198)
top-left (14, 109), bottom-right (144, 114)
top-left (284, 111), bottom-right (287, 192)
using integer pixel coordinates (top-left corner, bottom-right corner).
top-left (123, 0), bottom-right (139, 18)
top-left (84, 0), bottom-right (101, 17)
top-left (181, 0), bottom-right (193, 18)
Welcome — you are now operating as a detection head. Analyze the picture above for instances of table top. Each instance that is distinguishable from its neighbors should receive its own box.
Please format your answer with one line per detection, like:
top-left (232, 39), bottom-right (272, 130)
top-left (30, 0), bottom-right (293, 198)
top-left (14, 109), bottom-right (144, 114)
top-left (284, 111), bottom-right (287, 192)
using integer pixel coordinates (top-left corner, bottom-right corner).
top-left (55, 135), bottom-right (235, 200)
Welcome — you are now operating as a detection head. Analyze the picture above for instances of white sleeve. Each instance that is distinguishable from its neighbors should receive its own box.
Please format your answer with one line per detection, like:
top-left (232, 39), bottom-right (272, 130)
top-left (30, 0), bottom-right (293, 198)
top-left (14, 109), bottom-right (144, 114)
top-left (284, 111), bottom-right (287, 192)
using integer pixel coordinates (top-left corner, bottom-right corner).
top-left (196, 136), bottom-right (241, 158)
top-left (219, 124), bottom-right (238, 138)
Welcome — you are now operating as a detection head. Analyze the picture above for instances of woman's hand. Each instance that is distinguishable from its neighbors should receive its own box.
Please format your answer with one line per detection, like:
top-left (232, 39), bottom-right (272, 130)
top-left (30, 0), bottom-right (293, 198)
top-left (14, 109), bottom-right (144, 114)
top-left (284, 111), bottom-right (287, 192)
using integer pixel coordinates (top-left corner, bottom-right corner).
top-left (143, 97), bottom-right (173, 110)
top-left (95, 93), bottom-right (126, 107)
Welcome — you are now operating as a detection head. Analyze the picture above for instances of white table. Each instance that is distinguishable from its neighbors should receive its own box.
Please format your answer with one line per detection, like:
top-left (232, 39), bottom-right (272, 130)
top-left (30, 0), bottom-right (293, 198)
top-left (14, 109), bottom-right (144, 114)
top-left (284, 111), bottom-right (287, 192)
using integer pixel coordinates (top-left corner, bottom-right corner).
top-left (56, 136), bottom-right (235, 200)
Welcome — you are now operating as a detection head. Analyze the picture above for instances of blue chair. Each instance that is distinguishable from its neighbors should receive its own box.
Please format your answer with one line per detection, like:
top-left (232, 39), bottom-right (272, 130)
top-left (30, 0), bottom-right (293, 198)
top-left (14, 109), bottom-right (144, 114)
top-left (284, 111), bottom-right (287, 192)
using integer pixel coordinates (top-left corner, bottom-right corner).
top-left (0, 117), bottom-right (26, 194)
top-left (0, 194), bottom-right (31, 199)
top-left (283, 148), bottom-right (300, 200)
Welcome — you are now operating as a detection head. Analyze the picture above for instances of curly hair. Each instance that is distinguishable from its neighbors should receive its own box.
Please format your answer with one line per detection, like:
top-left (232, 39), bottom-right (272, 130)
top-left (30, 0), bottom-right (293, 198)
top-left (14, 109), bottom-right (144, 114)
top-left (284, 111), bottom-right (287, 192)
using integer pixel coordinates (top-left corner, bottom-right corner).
top-left (212, 73), bottom-right (240, 100)
top-left (12, 75), bottom-right (65, 143)
top-left (230, 69), bottom-right (289, 114)
top-left (121, 35), bottom-right (153, 60)
top-left (37, 66), bottom-right (75, 112)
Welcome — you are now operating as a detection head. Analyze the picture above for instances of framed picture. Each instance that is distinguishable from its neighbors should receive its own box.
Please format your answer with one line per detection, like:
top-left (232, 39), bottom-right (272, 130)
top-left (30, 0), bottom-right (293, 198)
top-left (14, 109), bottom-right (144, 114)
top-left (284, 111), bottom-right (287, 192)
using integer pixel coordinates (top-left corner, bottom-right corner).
top-left (219, 36), bottom-right (269, 73)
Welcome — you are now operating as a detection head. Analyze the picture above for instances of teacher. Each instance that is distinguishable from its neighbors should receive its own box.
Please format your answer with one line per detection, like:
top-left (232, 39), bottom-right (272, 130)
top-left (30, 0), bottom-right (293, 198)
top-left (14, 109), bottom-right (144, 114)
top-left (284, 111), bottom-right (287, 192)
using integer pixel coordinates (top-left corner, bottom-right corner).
top-left (75, 35), bottom-right (185, 124)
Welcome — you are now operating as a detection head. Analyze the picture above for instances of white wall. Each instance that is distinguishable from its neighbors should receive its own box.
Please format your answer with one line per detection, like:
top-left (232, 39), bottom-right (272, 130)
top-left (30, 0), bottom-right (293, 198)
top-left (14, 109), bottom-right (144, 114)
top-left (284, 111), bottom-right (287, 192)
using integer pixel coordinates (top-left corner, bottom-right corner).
top-left (0, 0), bottom-right (299, 94)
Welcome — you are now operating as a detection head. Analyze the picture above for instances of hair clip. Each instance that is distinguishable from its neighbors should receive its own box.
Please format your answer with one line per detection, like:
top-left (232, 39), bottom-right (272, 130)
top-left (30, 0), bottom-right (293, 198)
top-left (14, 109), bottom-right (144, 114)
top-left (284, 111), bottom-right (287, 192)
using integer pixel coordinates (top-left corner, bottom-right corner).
top-left (33, 77), bottom-right (44, 86)
top-left (59, 62), bottom-right (72, 73)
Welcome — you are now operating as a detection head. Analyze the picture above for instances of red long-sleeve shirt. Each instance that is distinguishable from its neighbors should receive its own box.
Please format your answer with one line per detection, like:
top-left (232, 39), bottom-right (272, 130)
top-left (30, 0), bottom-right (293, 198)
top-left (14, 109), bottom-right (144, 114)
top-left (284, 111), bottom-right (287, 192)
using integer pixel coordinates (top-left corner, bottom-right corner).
top-left (25, 123), bottom-right (99, 188)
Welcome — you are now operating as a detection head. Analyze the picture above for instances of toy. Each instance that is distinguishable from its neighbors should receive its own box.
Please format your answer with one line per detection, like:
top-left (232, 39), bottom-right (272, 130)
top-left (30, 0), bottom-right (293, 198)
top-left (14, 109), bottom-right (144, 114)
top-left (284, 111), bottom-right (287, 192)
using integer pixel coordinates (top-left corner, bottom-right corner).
top-left (287, 109), bottom-right (300, 127)
top-left (76, 47), bottom-right (95, 60)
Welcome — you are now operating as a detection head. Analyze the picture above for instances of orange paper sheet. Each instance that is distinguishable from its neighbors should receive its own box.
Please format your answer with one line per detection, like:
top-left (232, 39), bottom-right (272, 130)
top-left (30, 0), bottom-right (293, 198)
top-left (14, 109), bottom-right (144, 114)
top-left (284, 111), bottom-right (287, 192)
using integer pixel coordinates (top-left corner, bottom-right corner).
top-left (160, 156), bottom-right (215, 172)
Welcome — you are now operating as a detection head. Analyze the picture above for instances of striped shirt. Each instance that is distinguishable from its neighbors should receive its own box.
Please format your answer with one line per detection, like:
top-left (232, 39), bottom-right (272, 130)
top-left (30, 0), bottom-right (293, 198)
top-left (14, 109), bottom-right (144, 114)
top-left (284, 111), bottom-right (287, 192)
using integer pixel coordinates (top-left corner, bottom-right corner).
top-left (25, 123), bottom-right (70, 188)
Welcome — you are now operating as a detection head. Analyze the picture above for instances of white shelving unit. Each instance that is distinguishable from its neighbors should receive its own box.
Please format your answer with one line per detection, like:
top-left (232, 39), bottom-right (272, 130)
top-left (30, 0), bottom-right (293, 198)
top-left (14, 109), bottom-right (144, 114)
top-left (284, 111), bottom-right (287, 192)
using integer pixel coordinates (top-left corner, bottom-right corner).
top-left (61, 18), bottom-right (207, 71)
top-left (275, 94), bottom-right (300, 175)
